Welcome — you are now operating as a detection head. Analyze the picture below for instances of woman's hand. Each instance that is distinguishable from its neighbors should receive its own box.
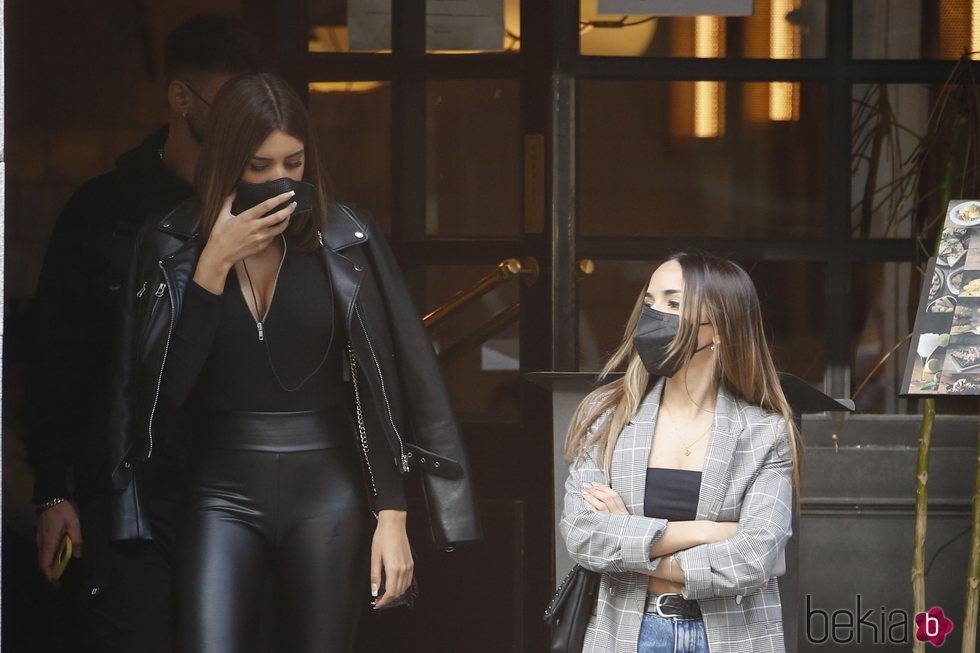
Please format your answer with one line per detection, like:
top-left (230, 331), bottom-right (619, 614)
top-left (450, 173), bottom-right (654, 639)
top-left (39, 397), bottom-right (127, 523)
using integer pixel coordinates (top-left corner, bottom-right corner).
top-left (581, 482), bottom-right (629, 516)
top-left (370, 509), bottom-right (413, 609)
top-left (193, 190), bottom-right (297, 294)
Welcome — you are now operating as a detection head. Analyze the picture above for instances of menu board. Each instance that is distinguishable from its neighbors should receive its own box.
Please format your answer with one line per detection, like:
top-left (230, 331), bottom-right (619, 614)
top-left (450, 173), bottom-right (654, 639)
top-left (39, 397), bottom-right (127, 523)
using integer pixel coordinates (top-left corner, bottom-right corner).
top-left (902, 199), bottom-right (980, 395)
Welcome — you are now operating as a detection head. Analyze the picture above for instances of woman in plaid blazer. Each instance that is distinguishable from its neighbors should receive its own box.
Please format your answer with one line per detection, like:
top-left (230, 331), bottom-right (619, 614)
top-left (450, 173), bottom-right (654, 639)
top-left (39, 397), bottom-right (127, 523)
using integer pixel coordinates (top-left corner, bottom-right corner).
top-left (560, 253), bottom-right (799, 653)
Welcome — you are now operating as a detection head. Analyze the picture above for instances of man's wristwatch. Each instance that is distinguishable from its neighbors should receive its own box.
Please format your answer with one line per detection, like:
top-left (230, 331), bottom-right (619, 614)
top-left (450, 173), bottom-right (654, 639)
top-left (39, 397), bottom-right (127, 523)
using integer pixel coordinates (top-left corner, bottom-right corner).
top-left (35, 497), bottom-right (69, 515)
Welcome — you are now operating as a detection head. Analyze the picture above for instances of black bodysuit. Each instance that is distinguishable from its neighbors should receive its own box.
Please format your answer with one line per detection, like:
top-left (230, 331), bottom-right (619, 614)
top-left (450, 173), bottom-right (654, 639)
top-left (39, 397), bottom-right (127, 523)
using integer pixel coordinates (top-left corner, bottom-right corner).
top-left (161, 233), bottom-right (404, 508)
top-left (163, 234), bottom-right (400, 652)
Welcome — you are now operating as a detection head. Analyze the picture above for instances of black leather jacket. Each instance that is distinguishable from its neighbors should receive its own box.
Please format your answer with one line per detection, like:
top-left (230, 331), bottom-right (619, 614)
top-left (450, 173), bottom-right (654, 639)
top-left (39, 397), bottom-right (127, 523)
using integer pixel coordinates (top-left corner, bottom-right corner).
top-left (107, 197), bottom-right (481, 547)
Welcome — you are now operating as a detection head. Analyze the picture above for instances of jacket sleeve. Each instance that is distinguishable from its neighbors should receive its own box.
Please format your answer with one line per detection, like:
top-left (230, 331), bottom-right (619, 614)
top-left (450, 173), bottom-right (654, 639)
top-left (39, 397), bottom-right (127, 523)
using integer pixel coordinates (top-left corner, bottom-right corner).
top-left (358, 208), bottom-right (481, 544)
top-left (106, 228), bottom-right (145, 490)
top-left (159, 281), bottom-right (223, 408)
top-left (672, 414), bottom-right (793, 600)
top-left (559, 414), bottom-right (669, 574)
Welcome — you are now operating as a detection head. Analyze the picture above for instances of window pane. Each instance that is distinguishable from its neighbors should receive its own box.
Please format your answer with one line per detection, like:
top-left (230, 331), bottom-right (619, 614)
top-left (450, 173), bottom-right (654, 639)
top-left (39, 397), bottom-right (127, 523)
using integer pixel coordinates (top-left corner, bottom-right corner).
top-left (425, 0), bottom-right (519, 52)
top-left (307, 0), bottom-right (518, 53)
top-left (579, 0), bottom-right (827, 58)
top-left (425, 265), bottom-right (521, 418)
top-left (850, 84), bottom-right (970, 240)
top-left (426, 80), bottom-right (521, 236)
top-left (308, 82), bottom-right (392, 232)
top-left (578, 260), bottom-right (826, 386)
top-left (578, 80), bottom-right (829, 238)
top-left (853, 0), bottom-right (978, 60)
top-left (308, 0), bottom-right (392, 53)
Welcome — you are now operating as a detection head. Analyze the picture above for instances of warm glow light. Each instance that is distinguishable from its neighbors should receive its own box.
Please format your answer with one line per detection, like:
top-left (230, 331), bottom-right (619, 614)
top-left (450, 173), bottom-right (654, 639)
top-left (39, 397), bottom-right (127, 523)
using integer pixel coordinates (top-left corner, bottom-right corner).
top-left (695, 82), bottom-right (722, 137)
top-left (769, 82), bottom-right (796, 121)
top-left (769, 0), bottom-right (800, 121)
top-left (309, 81), bottom-right (385, 94)
top-left (972, 0), bottom-right (980, 59)
top-left (695, 15), bottom-right (719, 58)
top-left (579, 0), bottom-right (658, 56)
top-left (694, 16), bottom-right (724, 138)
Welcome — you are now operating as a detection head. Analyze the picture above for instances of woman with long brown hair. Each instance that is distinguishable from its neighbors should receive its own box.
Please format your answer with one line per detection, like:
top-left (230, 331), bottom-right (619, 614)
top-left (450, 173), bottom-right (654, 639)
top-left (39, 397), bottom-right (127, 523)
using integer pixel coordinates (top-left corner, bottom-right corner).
top-left (106, 72), bottom-right (480, 651)
top-left (560, 253), bottom-right (799, 653)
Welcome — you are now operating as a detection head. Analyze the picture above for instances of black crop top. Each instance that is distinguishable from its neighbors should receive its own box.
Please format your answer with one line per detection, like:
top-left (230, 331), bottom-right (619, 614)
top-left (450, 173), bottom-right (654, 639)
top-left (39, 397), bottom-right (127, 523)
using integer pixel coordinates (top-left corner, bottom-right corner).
top-left (644, 467), bottom-right (702, 520)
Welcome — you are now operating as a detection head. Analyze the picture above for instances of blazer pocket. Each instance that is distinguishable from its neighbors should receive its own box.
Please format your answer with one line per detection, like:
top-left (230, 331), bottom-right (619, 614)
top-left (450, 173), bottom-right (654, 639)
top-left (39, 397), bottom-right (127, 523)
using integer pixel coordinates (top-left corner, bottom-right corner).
top-left (739, 587), bottom-right (784, 625)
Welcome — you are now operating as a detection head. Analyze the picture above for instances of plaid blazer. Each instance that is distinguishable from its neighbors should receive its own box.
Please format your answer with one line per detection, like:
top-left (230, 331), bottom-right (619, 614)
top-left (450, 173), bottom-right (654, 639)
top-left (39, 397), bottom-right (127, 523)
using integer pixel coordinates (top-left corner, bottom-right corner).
top-left (559, 378), bottom-right (793, 653)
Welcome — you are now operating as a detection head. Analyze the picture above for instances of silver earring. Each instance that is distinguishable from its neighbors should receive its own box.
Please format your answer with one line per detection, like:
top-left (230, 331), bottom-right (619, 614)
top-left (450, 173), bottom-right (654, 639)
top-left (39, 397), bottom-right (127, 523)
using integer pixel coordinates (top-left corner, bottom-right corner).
top-left (710, 343), bottom-right (717, 351)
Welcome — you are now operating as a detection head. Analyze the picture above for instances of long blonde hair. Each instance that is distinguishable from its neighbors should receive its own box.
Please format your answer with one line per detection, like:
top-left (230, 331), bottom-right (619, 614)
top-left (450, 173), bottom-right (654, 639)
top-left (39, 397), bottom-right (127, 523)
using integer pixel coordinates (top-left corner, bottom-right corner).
top-left (564, 253), bottom-right (803, 493)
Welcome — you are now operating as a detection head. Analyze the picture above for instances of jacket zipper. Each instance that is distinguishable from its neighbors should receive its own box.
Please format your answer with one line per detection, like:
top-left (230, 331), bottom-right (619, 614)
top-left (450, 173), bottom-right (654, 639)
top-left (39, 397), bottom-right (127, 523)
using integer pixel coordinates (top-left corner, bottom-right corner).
top-left (320, 225), bottom-right (407, 474)
top-left (146, 262), bottom-right (176, 460)
top-left (354, 305), bottom-right (409, 473)
top-left (136, 281), bottom-right (148, 299)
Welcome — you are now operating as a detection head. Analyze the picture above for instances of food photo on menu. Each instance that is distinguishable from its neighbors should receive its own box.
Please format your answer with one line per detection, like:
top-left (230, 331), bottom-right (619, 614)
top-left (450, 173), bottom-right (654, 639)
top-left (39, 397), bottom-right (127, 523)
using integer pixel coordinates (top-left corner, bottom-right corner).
top-left (902, 199), bottom-right (980, 396)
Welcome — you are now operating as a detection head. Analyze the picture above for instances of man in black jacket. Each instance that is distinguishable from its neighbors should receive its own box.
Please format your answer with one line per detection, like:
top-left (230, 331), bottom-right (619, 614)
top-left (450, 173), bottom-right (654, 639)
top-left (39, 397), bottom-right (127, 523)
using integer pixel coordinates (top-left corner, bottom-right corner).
top-left (25, 14), bottom-right (258, 651)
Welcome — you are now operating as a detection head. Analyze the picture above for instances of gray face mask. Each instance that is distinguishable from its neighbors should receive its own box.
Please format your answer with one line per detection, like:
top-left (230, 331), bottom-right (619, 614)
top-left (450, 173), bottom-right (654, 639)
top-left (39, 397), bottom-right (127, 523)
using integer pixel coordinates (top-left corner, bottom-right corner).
top-left (632, 305), bottom-right (711, 378)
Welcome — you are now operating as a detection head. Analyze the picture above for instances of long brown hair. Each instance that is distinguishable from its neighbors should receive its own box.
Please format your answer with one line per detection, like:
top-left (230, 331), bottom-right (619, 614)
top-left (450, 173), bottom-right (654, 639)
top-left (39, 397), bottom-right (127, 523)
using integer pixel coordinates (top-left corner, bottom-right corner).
top-left (195, 72), bottom-right (330, 251)
top-left (564, 252), bottom-right (803, 493)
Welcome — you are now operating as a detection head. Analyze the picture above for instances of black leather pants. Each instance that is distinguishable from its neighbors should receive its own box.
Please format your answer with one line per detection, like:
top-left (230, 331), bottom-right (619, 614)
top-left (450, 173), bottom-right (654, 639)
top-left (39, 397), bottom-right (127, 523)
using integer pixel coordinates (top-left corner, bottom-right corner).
top-left (175, 410), bottom-right (371, 653)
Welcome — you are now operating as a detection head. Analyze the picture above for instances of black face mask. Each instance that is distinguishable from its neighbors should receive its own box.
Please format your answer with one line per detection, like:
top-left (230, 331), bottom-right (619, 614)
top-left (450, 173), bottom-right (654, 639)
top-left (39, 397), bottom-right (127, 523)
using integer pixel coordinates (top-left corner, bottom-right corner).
top-left (632, 305), bottom-right (712, 378)
top-left (232, 177), bottom-right (317, 217)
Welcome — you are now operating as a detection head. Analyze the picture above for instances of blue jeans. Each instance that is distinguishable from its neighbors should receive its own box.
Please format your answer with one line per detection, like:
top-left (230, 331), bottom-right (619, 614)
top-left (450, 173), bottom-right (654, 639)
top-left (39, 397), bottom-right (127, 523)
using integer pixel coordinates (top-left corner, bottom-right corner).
top-left (637, 612), bottom-right (709, 653)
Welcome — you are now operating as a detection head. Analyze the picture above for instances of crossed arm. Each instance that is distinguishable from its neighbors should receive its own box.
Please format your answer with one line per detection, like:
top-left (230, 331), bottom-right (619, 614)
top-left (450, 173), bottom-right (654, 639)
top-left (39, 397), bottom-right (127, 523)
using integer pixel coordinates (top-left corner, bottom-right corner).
top-left (563, 416), bottom-right (793, 600)
top-left (580, 481), bottom-right (736, 588)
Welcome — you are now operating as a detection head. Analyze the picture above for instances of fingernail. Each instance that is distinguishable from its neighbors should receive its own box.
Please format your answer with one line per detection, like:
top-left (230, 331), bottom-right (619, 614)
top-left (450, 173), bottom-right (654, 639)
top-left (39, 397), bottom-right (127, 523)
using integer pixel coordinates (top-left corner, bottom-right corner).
top-left (288, 190), bottom-right (296, 197)
top-left (371, 583), bottom-right (379, 597)
top-left (291, 201), bottom-right (297, 208)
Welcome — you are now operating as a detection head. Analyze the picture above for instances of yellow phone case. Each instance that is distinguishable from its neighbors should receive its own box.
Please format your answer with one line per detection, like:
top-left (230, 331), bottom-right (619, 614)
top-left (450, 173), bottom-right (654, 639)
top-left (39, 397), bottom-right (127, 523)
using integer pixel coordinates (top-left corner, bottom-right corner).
top-left (52, 534), bottom-right (72, 580)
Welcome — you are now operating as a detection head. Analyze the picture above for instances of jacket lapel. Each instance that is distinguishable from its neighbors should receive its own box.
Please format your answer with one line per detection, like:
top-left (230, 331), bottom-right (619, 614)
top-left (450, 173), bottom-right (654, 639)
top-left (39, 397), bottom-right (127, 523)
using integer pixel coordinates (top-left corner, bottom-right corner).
top-left (319, 203), bottom-right (368, 331)
top-left (696, 385), bottom-right (747, 520)
top-left (611, 378), bottom-right (665, 515)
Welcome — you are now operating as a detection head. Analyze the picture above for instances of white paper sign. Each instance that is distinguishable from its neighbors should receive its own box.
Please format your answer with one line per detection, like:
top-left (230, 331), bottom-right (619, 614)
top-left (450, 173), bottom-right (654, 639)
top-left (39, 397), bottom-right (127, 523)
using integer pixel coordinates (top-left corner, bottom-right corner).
top-left (598, 0), bottom-right (753, 16)
top-left (348, 0), bottom-right (504, 51)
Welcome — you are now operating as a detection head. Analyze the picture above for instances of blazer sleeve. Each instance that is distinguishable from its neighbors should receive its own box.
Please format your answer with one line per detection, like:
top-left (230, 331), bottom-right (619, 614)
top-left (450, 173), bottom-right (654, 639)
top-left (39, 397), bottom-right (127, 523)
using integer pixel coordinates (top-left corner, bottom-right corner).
top-left (559, 413), bottom-right (669, 574)
top-left (672, 414), bottom-right (794, 600)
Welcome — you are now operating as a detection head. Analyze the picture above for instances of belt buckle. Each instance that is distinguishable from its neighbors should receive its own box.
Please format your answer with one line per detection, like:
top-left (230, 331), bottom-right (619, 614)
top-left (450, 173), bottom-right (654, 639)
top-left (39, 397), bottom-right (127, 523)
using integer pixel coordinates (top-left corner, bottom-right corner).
top-left (653, 592), bottom-right (684, 619)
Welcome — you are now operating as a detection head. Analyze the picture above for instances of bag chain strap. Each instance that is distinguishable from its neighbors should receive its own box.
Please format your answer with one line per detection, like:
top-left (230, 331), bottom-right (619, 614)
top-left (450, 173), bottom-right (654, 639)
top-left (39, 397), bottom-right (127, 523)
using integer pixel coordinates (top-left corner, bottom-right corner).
top-left (348, 341), bottom-right (378, 498)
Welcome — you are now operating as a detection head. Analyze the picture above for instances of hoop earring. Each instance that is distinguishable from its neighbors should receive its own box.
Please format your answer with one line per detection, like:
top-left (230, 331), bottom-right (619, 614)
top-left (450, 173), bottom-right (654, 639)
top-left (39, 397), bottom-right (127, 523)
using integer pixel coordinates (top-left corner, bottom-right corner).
top-left (710, 343), bottom-right (717, 352)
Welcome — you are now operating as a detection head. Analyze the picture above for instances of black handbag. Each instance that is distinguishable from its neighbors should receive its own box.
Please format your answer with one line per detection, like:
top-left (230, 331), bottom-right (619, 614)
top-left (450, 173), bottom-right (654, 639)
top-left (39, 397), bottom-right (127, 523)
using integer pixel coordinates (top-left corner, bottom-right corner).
top-left (543, 564), bottom-right (600, 653)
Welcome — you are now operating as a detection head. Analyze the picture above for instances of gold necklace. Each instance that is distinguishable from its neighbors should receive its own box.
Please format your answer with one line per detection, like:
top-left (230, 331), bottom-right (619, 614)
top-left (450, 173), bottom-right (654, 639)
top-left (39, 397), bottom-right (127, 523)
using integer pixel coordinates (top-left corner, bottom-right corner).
top-left (660, 401), bottom-right (714, 456)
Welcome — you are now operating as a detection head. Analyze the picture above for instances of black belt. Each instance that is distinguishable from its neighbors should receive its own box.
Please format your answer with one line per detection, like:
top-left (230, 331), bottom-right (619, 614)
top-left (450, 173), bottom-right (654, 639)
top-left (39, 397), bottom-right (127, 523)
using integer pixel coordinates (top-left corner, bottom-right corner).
top-left (196, 408), bottom-right (353, 452)
top-left (644, 593), bottom-right (702, 619)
